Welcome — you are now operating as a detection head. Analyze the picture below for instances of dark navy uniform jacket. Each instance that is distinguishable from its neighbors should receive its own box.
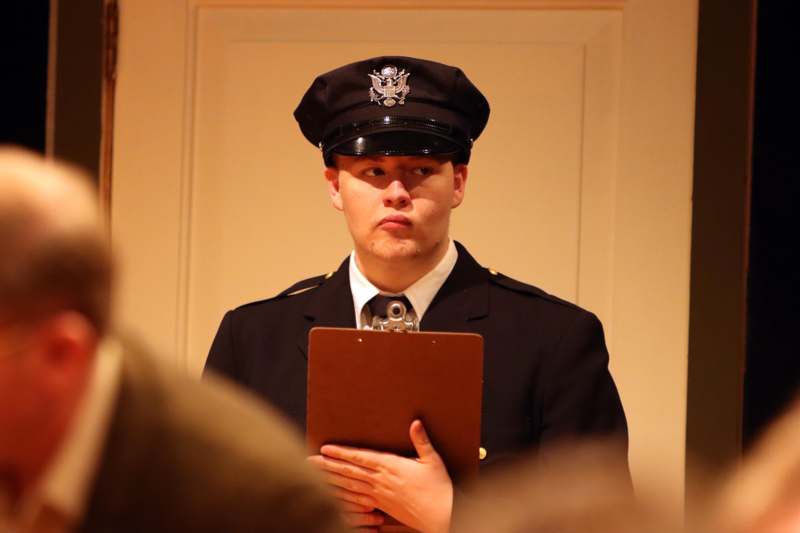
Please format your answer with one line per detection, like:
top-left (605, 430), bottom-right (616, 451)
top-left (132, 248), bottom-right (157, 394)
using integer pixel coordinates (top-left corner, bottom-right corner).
top-left (205, 242), bottom-right (628, 473)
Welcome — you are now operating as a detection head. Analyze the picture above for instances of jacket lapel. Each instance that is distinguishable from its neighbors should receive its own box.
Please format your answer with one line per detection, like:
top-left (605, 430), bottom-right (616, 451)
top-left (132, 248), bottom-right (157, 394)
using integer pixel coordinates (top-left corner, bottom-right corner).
top-left (421, 241), bottom-right (490, 332)
top-left (296, 257), bottom-right (355, 358)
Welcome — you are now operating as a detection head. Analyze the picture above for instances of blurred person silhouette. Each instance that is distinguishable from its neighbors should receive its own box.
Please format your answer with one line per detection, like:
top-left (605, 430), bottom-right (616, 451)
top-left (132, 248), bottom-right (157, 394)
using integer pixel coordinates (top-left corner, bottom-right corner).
top-left (710, 398), bottom-right (800, 533)
top-left (0, 147), bottom-right (347, 533)
top-left (450, 440), bottom-right (681, 533)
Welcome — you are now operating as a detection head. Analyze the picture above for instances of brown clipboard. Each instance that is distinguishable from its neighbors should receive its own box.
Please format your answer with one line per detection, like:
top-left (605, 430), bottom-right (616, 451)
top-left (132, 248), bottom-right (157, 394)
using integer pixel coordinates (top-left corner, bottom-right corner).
top-left (306, 327), bottom-right (484, 484)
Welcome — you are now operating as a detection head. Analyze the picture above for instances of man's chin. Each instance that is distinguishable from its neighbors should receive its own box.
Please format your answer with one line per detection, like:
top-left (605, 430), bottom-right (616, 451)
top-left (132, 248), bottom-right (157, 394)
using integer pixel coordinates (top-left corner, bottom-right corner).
top-left (368, 238), bottom-right (422, 262)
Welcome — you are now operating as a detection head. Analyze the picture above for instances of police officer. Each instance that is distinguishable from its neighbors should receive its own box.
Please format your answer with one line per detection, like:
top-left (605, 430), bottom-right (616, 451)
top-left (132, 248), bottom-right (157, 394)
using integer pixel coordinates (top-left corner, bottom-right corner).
top-left (205, 56), bottom-right (627, 533)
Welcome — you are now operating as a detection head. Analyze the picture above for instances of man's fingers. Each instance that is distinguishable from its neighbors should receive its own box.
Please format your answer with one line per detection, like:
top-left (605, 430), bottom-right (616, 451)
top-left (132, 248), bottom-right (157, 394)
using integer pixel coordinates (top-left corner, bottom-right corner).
top-left (317, 454), bottom-right (375, 482)
top-left (409, 419), bottom-right (437, 460)
top-left (306, 454), bottom-right (324, 467)
top-left (324, 471), bottom-right (374, 495)
top-left (340, 501), bottom-right (375, 513)
top-left (331, 487), bottom-right (378, 508)
top-left (343, 511), bottom-right (385, 528)
top-left (321, 444), bottom-right (385, 471)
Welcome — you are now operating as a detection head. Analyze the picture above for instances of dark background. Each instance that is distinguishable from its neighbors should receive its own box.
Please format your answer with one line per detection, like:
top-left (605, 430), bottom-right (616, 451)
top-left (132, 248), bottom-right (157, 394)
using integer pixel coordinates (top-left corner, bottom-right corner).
top-left (1, 2), bottom-right (50, 153)
top-left (743, 1), bottom-right (800, 448)
top-left (2, 0), bottom-right (798, 460)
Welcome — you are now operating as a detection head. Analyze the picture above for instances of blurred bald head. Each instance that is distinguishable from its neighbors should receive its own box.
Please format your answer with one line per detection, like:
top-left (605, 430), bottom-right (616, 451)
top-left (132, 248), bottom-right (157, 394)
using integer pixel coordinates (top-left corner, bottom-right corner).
top-left (0, 147), bottom-right (112, 334)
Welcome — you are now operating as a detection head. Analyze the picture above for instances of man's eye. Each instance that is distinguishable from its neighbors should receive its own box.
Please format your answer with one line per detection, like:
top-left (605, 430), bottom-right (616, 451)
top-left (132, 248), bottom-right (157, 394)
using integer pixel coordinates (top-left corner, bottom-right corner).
top-left (363, 168), bottom-right (385, 177)
top-left (412, 167), bottom-right (433, 176)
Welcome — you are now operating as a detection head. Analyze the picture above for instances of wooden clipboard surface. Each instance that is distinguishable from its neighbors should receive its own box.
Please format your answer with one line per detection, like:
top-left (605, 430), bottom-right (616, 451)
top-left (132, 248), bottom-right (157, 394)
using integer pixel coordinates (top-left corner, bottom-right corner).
top-left (307, 327), bottom-right (483, 483)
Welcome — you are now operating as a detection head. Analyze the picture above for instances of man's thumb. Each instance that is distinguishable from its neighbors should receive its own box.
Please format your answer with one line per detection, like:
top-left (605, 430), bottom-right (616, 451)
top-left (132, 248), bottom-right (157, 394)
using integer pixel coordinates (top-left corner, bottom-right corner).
top-left (410, 419), bottom-right (437, 460)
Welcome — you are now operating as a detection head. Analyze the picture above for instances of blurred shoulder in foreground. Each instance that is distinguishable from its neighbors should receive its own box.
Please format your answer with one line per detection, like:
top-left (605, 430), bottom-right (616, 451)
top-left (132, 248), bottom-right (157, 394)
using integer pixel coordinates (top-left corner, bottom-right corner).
top-left (711, 397), bottom-right (800, 533)
top-left (81, 334), bottom-right (346, 533)
top-left (451, 439), bottom-right (681, 533)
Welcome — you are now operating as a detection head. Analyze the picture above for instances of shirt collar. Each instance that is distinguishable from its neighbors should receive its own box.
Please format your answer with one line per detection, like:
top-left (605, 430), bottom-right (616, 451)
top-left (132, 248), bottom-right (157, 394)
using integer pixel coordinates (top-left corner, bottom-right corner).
top-left (349, 254), bottom-right (380, 329)
top-left (349, 240), bottom-right (458, 329)
top-left (9, 337), bottom-right (122, 530)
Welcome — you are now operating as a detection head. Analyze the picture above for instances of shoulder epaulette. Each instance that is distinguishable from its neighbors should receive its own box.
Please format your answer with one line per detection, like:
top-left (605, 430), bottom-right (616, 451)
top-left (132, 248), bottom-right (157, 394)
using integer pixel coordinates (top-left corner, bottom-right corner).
top-left (236, 271), bottom-right (334, 309)
top-left (486, 267), bottom-right (579, 309)
top-left (278, 272), bottom-right (333, 298)
top-left (486, 268), bottom-right (546, 297)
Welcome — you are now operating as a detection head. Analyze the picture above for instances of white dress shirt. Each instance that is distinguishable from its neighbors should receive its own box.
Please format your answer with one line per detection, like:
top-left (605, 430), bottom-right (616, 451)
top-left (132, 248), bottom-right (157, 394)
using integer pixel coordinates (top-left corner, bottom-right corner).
top-left (349, 239), bottom-right (458, 329)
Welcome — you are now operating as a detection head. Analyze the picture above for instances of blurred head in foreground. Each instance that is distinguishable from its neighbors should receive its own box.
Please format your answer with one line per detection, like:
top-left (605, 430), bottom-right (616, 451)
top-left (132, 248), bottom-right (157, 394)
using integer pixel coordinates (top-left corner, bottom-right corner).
top-left (452, 440), bottom-right (680, 533)
top-left (711, 398), bottom-right (800, 533)
top-left (0, 147), bottom-right (111, 495)
top-left (0, 146), bottom-right (347, 533)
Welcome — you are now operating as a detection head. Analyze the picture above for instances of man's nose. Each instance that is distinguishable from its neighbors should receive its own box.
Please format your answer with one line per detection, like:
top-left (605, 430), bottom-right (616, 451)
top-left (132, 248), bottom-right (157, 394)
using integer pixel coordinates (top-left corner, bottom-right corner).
top-left (382, 178), bottom-right (411, 208)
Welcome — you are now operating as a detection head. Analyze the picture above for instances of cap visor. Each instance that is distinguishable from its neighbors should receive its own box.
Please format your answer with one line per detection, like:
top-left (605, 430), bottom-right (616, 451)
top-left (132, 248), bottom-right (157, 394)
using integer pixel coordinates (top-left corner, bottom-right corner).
top-left (329, 130), bottom-right (463, 157)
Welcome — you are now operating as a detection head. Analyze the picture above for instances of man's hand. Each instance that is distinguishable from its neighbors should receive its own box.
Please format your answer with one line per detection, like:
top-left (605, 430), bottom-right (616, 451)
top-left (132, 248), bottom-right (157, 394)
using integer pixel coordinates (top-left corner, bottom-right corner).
top-left (308, 420), bottom-right (453, 533)
top-left (335, 501), bottom-right (385, 532)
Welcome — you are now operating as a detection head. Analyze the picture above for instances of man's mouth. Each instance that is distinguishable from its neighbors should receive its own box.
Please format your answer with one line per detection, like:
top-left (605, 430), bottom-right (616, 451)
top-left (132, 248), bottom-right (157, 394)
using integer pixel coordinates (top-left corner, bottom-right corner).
top-left (378, 215), bottom-right (412, 229)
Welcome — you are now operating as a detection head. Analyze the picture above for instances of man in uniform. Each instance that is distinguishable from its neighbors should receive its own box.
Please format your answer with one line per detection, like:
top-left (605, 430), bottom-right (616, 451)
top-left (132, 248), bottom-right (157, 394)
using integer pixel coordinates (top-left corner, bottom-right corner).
top-left (205, 56), bottom-right (627, 533)
top-left (0, 147), bottom-right (346, 533)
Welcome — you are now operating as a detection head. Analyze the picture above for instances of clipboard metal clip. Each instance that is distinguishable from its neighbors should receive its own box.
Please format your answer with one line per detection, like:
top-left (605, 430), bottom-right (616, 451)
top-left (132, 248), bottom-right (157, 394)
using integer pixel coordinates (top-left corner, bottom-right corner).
top-left (371, 300), bottom-right (419, 332)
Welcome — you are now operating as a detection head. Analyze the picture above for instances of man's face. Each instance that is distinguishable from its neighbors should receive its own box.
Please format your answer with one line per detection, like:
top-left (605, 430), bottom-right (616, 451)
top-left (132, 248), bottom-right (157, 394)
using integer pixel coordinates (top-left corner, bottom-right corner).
top-left (325, 155), bottom-right (467, 264)
top-left (0, 322), bottom-right (44, 467)
top-left (0, 313), bottom-right (94, 479)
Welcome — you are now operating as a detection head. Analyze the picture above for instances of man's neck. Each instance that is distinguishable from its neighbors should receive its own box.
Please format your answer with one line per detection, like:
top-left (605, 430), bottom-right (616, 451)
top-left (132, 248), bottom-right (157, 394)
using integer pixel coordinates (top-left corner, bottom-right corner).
top-left (11, 384), bottom-right (86, 500)
top-left (7, 423), bottom-right (66, 502)
top-left (355, 240), bottom-right (450, 293)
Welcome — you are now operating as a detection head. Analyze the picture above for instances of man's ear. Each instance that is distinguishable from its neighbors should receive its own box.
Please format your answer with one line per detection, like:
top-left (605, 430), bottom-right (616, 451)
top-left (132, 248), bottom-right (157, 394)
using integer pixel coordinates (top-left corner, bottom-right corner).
top-left (451, 164), bottom-right (468, 208)
top-left (37, 311), bottom-right (97, 389)
top-left (324, 167), bottom-right (344, 211)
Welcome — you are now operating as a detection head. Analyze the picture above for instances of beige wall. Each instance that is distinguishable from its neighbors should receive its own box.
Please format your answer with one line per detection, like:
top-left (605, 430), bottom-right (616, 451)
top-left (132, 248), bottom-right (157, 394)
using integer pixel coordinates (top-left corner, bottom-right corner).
top-left (112, 0), bottom-right (697, 501)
